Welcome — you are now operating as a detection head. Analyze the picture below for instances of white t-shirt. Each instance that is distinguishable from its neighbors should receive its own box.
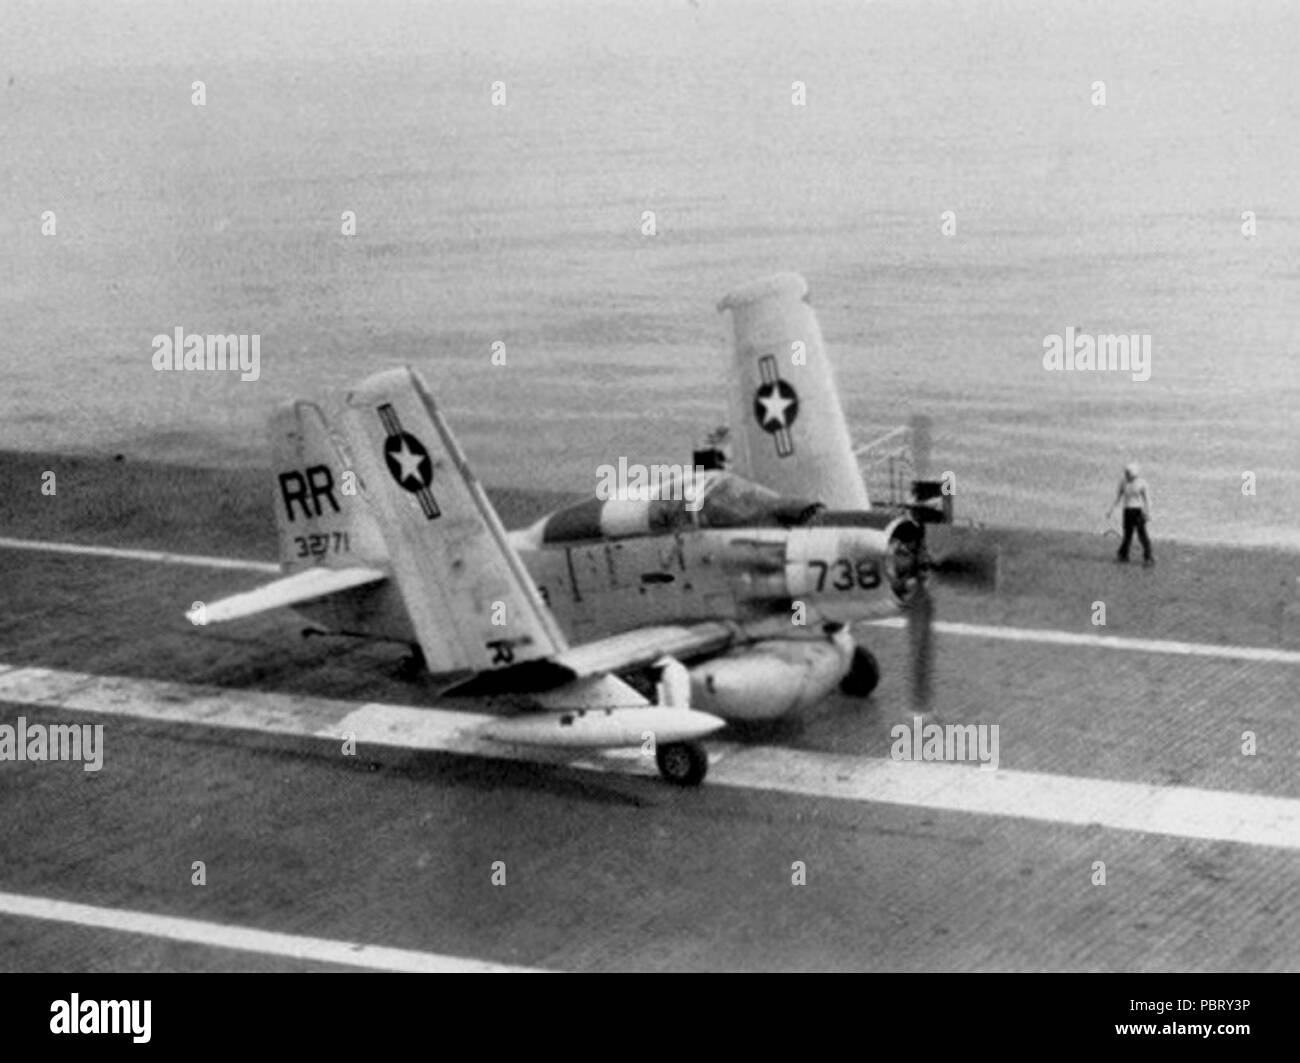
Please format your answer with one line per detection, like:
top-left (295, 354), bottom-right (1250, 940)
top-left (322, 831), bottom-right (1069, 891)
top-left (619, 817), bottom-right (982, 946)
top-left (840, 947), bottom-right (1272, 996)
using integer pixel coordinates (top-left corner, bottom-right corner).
top-left (1117, 476), bottom-right (1150, 512)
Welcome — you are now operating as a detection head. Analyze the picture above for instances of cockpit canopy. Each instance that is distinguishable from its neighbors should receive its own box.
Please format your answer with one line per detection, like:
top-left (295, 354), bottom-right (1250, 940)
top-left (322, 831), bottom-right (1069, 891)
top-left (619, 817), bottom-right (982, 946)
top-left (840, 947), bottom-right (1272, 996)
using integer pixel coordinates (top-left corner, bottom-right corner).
top-left (539, 470), bottom-right (824, 545)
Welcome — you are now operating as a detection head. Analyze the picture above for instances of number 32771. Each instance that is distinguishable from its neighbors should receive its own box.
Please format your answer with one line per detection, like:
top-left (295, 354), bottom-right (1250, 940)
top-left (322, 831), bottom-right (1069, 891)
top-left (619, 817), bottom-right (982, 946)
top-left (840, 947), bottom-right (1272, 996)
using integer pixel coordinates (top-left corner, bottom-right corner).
top-left (294, 532), bottom-right (350, 558)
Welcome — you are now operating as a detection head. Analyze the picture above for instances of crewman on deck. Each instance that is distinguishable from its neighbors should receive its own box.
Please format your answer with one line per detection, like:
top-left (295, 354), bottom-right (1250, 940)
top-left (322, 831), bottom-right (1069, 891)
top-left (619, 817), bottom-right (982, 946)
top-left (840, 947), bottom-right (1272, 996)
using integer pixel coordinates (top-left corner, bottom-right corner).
top-left (1106, 462), bottom-right (1154, 566)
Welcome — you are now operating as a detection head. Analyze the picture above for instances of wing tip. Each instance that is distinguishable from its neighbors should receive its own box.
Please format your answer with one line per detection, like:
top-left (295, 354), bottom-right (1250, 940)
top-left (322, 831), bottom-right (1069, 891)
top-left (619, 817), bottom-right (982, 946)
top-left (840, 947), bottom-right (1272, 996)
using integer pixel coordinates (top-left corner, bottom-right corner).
top-left (344, 364), bottom-right (429, 407)
top-left (717, 272), bottom-right (808, 313)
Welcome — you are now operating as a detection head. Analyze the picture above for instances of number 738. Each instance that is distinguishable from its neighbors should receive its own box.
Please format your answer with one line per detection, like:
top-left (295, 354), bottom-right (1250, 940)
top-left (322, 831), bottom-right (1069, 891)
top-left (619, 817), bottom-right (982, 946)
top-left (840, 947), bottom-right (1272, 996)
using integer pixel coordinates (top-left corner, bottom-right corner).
top-left (807, 558), bottom-right (881, 592)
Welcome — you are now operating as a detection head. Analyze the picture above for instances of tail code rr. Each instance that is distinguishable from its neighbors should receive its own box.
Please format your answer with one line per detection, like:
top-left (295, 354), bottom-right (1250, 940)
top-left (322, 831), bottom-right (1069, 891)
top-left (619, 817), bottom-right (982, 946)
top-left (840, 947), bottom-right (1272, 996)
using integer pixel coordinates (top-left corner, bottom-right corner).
top-left (279, 465), bottom-right (340, 522)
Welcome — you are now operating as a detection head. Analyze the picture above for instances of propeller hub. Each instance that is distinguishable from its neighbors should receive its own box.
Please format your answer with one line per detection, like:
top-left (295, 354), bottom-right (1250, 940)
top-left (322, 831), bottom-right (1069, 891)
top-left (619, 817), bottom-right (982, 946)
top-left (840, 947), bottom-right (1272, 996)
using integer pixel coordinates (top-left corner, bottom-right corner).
top-left (884, 519), bottom-right (927, 604)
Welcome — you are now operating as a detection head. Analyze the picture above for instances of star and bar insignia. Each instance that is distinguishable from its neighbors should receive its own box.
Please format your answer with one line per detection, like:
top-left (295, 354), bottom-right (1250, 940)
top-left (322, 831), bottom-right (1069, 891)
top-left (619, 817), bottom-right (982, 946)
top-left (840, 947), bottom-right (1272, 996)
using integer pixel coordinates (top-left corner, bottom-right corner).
top-left (377, 403), bottom-right (440, 520)
top-left (753, 354), bottom-right (799, 458)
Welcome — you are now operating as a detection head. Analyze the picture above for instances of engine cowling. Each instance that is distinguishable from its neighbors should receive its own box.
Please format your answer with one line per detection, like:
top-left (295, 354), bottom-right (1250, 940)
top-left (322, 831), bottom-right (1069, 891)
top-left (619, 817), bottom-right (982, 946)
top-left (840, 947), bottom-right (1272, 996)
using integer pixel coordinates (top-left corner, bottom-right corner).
top-left (716, 516), bottom-right (923, 616)
top-left (688, 637), bottom-right (853, 721)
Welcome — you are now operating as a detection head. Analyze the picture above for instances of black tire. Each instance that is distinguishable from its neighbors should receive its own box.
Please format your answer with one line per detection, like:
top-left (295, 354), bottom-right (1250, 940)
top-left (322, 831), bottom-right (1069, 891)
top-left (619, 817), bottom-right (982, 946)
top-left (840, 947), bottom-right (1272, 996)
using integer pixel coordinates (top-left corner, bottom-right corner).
top-left (395, 645), bottom-right (427, 680)
top-left (655, 741), bottom-right (709, 786)
top-left (839, 646), bottom-right (880, 698)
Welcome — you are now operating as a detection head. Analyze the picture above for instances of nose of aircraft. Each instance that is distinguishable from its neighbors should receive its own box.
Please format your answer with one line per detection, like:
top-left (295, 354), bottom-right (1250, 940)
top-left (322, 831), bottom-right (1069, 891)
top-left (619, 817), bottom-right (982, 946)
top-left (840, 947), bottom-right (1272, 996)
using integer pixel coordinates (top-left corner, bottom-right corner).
top-left (785, 521), bottom-right (926, 611)
top-left (830, 522), bottom-right (926, 604)
top-left (882, 523), bottom-right (926, 603)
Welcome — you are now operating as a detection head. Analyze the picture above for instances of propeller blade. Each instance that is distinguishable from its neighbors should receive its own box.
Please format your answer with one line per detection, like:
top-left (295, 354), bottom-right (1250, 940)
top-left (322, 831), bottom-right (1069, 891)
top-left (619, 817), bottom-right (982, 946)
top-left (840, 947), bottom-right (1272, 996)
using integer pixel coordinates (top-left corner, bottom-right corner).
top-left (906, 578), bottom-right (935, 714)
top-left (924, 523), bottom-right (1000, 591)
top-left (930, 546), bottom-right (1000, 591)
top-left (909, 414), bottom-right (932, 481)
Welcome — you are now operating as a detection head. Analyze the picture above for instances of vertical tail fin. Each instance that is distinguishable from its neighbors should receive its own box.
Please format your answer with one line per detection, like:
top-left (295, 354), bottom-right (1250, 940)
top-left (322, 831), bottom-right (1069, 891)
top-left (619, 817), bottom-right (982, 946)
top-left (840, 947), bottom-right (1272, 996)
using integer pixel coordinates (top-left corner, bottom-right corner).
top-left (270, 400), bottom-right (388, 573)
top-left (718, 273), bottom-right (870, 510)
top-left (340, 366), bottom-right (568, 676)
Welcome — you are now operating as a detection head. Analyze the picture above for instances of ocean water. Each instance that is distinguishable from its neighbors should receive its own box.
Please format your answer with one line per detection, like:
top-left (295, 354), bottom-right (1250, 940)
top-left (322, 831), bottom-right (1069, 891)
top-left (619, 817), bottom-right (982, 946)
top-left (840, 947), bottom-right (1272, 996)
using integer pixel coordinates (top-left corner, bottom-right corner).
top-left (2, 0), bottom-right (1297, 545)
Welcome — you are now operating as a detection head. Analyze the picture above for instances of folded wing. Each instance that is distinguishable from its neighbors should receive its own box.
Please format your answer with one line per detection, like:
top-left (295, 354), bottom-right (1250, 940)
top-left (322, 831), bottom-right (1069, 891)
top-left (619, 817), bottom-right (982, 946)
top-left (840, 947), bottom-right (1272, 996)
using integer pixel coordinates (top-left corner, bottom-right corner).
top-left (719, 272), bottom-right (870, 510)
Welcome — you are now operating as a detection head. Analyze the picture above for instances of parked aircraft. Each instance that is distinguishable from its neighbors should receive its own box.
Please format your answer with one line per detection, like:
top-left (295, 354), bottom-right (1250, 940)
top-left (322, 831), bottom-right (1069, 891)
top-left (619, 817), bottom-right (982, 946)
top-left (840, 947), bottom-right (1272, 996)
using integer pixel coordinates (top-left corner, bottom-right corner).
top-left (191, 275), bottom-right (994, 758)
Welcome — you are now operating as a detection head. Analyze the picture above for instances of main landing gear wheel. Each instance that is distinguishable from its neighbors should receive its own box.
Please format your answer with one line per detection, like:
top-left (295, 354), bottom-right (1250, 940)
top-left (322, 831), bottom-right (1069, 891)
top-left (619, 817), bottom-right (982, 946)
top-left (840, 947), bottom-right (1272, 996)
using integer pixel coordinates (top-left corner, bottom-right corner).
top-left (655, 741), bottom-right (709, 786)
top-left (396, 645), bottom-right (427, 680)
top-left (839, 646), bottom-right (880, 698)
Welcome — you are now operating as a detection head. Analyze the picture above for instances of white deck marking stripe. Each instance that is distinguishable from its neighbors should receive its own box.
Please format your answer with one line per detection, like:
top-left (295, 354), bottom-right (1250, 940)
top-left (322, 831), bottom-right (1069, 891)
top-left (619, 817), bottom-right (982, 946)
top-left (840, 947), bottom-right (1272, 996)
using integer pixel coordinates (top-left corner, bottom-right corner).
top-left (0, 536), bottom-right (278, 573)
top-left (707, 749), bottom-right (1300, 851)
top-left (0, 891), bottom-right (545, 973)
top-left (0, 664), bottom-right (651, 776)
top-left (1, 664), bottom-right (1297, 851)
top-left (865, 617), bottom-right (1300, 665)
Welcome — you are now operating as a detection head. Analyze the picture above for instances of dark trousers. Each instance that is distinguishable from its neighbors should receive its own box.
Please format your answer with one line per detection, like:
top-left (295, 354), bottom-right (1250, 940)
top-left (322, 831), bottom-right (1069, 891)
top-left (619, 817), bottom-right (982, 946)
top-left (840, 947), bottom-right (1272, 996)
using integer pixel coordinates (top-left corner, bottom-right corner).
top-left (1118, 508), bottom-right (1152, 561)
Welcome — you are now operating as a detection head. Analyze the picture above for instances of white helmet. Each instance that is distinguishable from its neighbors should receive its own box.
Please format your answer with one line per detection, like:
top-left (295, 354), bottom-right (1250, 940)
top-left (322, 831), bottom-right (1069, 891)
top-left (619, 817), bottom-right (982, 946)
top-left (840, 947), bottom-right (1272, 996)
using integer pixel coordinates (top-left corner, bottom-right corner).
top-left (1124, 462), bottom-right (1140, 478)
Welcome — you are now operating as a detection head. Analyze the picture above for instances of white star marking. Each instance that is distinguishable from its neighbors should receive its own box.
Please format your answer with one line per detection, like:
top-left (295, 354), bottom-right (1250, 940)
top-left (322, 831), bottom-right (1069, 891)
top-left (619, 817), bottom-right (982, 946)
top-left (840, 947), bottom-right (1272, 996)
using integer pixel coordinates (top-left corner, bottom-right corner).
top-left (390, 439), bottom-right (426, 486)
top-left (757, 388), bottom-right (795, 429)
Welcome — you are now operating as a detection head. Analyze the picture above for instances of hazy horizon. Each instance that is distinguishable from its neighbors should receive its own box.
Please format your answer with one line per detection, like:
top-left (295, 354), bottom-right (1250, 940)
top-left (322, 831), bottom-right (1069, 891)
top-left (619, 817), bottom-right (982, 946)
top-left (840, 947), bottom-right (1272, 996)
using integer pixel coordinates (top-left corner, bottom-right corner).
top-left (3, 0), bottom-right (1297, 546)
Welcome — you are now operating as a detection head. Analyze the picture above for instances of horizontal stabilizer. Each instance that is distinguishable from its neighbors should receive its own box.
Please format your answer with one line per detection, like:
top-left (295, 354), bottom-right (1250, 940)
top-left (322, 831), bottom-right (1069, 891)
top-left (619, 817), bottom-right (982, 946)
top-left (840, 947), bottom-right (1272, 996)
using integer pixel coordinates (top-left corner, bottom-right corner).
top-left (190, 566), bottom-right (389, 624)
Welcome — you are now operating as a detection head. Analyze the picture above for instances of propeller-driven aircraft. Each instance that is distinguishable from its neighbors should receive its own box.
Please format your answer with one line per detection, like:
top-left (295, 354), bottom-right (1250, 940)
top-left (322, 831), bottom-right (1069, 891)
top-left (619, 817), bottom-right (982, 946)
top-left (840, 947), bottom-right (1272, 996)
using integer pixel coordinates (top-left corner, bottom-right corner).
top-left (192, 366), bottom-right (726, 784)
top-left (190, 274), bottom-right (996, 782)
